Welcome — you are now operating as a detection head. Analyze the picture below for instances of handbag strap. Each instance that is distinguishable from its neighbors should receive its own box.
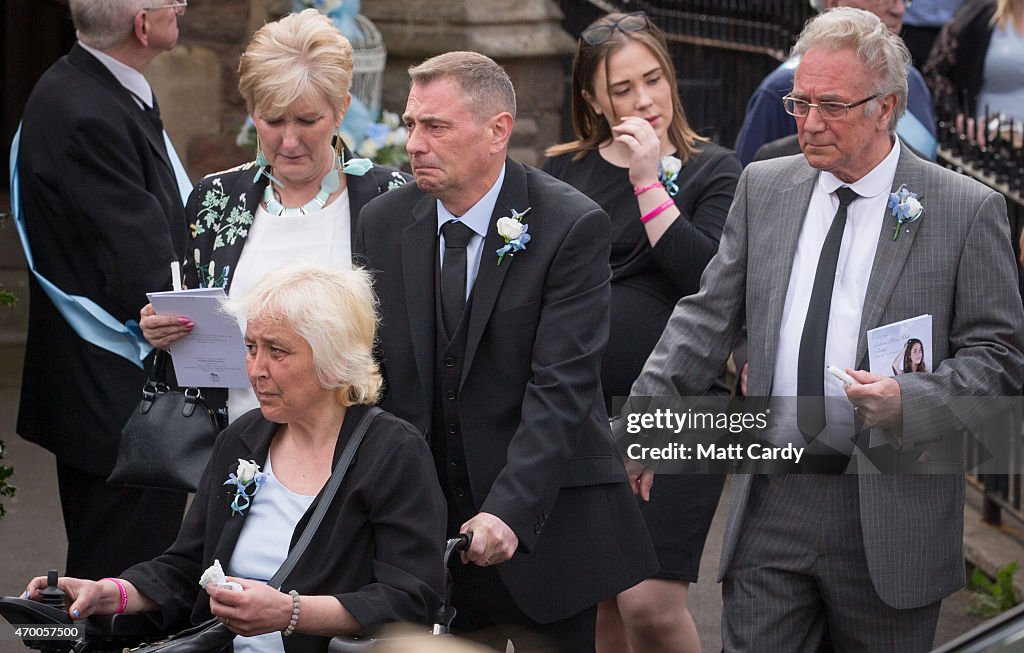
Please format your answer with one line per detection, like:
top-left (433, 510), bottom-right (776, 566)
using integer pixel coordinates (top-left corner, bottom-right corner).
top-left (268, 406), bottom-right (383, 588)
top-left (150, 349), bottom-right (171, 385)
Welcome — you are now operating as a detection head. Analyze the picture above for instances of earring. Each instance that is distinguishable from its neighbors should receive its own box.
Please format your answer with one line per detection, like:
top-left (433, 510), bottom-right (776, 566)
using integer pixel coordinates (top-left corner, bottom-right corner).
top-left (252, 132), bottom-right (283, 186)
top-left (334, 128), bottom-right (345, 165)
top-left (337, 128), bottom-right (373, 177)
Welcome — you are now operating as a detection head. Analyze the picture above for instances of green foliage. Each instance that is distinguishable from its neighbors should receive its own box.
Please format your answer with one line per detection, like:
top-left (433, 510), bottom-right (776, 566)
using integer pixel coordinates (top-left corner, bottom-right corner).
top-left (969, 561), bottom-right (1020, 617)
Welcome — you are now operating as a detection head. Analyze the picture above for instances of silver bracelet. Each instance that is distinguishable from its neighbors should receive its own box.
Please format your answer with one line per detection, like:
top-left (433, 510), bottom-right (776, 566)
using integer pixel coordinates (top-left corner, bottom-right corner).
top-left (282, 590), bottom-right (300, 637)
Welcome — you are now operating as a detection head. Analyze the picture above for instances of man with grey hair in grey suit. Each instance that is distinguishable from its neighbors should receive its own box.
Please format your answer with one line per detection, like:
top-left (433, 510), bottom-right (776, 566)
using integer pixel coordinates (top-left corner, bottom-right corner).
top-left (624, 7), bottom-right (1023, 652)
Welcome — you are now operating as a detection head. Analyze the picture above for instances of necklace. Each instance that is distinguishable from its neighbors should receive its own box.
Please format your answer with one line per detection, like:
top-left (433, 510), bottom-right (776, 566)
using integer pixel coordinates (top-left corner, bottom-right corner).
top-left (262, 165), bottom-right (341, 217)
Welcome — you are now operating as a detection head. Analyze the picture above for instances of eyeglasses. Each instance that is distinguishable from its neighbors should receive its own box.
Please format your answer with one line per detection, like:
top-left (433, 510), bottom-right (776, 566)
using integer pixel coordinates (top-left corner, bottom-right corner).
top-left (782, 94), bottom-right (879, 120)
top-left (581, 12), bottom-right (651, 46)
top-left (143, 0), bottom-right (187, 15)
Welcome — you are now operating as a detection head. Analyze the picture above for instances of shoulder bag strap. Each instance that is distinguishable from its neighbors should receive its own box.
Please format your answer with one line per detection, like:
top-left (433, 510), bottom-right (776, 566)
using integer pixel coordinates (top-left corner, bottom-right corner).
top-left (267, 407), bottom-right (383, 588)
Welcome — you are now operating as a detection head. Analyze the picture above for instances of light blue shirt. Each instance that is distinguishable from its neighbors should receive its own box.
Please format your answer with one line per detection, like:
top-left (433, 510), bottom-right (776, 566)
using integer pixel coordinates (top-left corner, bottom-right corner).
top-left (228, 454), bottom-right (315, 653)
top-left (904, 0), bottom-right (964, 28)
top-left (436, 164), bottom-right (506, 301)
top-left (977, 21), bottom-right (1024, 123)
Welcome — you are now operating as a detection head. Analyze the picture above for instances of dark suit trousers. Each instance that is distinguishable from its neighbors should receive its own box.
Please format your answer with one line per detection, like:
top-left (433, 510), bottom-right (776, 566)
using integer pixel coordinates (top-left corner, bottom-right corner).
top-left (57, 462), bottom-right (185, 578)
top-left (450, 557), bottom-right (597, 653)
top-left (722, 475), bottom-right (941, 653)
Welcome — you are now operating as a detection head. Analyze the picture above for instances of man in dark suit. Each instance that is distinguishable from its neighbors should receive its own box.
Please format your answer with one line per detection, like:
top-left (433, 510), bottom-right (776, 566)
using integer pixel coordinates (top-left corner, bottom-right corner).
top-left (17, 0), bottom-right (190, 578)
top-left (355, 52), bottom-right (656, 651)
top-left (625, 8), bottom-right (1023, 652)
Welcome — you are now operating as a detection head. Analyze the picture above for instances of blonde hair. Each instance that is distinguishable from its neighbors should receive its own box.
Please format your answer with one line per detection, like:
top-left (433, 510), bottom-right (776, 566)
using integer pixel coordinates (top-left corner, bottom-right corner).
top-left (408, 51), bottom-right (516, 123)
top-left (238, 9), bottom-right (353, 117)
top-left (992, 0), bottom-right (1024, 29)
top-left (544, 13), bottom-right (705, 163)
top-left (224, 262), bottom-right (382, 407)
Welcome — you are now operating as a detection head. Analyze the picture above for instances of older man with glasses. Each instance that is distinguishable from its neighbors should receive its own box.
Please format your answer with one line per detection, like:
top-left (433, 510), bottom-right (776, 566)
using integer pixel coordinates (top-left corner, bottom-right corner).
top-left (622, 7), bottom-right (1023, 651)
top-left (733, 0), bottom-right (937, 166)
top-left (15, 0), bottom-right (192, 579)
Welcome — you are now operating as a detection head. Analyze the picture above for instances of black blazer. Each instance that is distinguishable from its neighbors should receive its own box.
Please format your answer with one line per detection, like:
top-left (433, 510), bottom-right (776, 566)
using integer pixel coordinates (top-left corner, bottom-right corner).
top-left (354, 159), bottom-right (657, 622)
top-left (120, 405), bottom-right (447, 653)
top-left (17, 44), bottom-right (188, 473)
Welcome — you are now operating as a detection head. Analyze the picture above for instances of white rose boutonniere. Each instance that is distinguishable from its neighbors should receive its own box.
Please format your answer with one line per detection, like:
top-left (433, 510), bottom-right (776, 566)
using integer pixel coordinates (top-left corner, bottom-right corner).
top-left (496, 207), bottom-right (532, 266)
top-left (658, 155), bottom-right (682, 196)
top-left (887, 184), bottom-right (924, 241)
top-left (224, 458), bottom-right (267, 516)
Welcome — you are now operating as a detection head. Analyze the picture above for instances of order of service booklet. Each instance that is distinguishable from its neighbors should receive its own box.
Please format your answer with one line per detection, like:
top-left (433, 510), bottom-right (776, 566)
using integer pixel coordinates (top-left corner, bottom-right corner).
top-left (866, 314), bottom-right (933, 377)
top-left (147, 287), bottom-right (250, 388)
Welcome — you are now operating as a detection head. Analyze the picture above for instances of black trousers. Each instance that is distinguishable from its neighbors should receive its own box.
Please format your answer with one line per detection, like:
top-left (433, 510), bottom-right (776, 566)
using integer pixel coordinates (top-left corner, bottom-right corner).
top-left (446, 495), bottom-right (596, 653)
top-left (56, 461), bottom-right (186, 579)
top-left (450, 560), bottom-right (597, 653)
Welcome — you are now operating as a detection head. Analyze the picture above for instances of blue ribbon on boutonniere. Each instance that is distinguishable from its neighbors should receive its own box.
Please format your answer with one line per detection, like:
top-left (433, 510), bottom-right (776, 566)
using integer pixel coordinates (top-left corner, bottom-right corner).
top-left (224, 459), bottom-right (268, 516)
top-left (496, 207), bottom-right (532, 266)
top-left (887, 184), bottom-right (923, 241)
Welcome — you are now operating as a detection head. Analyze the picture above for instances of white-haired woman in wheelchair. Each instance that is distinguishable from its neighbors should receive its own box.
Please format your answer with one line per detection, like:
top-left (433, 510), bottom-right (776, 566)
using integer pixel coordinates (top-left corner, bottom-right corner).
top-left (24, 262), bottom-right (447, 653)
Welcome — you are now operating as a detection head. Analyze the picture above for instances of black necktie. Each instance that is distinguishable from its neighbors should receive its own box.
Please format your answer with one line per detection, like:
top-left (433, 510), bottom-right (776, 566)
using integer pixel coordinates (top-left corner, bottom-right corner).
top-left (440, 220), bottom-right (473, 337)
top-left (797, 186), bottom-right (860, 439)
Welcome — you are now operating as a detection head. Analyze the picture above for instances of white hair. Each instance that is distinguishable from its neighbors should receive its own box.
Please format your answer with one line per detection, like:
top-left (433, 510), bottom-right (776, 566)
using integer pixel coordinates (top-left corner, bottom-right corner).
top-left (70, 0), bottom-right (149, 50)
top-left (792, 7), bottom-right (909, 133)
top-left (223, 262), bottom-right (383, 407)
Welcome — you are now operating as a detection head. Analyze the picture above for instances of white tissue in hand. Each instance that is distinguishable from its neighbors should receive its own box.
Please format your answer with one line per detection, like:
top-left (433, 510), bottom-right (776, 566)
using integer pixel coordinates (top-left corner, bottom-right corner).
top-left (199, 559), bottom-right (226, 588)
top-left (199, 560), bottom-right (243, 591)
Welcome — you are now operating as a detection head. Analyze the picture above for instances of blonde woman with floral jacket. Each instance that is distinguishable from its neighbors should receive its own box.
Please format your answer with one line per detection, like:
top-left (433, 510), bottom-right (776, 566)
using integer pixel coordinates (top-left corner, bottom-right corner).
top-left (139, 10), bottom-right (408, 422)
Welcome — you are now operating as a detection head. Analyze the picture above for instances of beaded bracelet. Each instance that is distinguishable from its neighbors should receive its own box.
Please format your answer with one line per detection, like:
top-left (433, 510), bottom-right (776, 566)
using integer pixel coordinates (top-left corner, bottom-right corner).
top-left (100, 578), bottom-right (128, 615)
top-left (633, 182), bottom-right (661, 196)
top-left (640, 199), bottom-right (675, 224)
top-left (282, 590), bottom-right (300, 637)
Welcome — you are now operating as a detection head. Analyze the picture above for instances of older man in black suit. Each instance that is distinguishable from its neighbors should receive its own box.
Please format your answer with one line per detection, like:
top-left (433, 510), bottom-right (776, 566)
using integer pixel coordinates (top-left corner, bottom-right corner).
top-left (355, 51), bottom-right (656, 652)
top-left (17, 0), bottom-right (189, 578)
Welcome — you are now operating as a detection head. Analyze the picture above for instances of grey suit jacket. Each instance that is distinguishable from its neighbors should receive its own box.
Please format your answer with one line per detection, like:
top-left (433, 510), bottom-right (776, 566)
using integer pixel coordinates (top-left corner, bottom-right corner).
top-left (630, 145), bottom-right (1024, 609)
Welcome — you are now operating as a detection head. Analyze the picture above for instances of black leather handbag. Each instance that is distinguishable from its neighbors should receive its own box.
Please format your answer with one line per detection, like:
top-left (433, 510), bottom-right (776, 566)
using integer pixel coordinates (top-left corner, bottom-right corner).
top-left (109, 350), bottom-right (220, 492)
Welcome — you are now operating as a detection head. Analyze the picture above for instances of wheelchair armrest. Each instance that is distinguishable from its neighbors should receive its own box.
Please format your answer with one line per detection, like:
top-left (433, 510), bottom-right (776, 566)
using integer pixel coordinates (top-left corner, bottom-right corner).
top-left (0, 597), bottom-right (71, 627)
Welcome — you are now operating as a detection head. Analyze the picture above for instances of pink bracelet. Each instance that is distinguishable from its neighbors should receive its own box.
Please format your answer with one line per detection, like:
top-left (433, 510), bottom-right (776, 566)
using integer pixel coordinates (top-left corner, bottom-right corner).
top-left (633, 182), bottom-right (661, 196)
top-left (640, 199), bottom-right (675, 224)
top-left (100, 578), bottom-right (128, 614)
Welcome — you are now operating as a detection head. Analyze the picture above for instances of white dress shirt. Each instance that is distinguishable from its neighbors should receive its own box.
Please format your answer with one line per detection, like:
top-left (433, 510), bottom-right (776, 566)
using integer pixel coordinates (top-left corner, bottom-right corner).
top-left (78, 41), bottom-right (155, 108)
top-left (436, 164), bottom-right (506, 300)
top-left (772, 139), bottom-right (901, 451)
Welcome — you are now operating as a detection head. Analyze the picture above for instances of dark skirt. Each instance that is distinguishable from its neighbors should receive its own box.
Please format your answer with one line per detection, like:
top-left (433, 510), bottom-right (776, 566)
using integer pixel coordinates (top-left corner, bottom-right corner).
top-left (604, 282), bottom-right (725, 582)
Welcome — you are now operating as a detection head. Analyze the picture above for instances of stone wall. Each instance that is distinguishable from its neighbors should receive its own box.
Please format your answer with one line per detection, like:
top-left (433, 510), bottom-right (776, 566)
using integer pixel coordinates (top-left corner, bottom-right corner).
top-left (151, 0), bottom-right (574, 178)
top-left (364, 0), bottom-right (575, 166)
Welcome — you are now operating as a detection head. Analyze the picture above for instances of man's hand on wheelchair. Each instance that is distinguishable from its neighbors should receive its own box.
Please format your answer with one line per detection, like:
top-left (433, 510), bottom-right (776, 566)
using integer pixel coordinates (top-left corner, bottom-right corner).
top-left (206, 578), bottom-right (293, 637)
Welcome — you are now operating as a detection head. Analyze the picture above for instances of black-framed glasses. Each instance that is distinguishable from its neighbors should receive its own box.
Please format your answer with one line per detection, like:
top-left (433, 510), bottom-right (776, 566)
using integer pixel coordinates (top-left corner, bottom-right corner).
top-left (581, 12), bottom-right (651, 45)
top-left (782, 94), bottom-right (880, 120)
top-left (143, 0), bottom-right (187, 15)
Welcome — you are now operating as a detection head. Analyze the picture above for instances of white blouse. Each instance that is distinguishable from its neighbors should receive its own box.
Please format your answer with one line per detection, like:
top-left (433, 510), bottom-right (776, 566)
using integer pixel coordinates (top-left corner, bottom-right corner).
top-left (226, 191), bottom-right (352, 422)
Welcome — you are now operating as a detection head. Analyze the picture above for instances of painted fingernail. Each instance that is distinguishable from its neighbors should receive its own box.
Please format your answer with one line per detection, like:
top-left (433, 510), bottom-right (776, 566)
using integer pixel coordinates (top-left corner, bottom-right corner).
top-left (178, 317), bottom-right (191, 325)
top-left (72, 609), bottom-right (80, 618)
